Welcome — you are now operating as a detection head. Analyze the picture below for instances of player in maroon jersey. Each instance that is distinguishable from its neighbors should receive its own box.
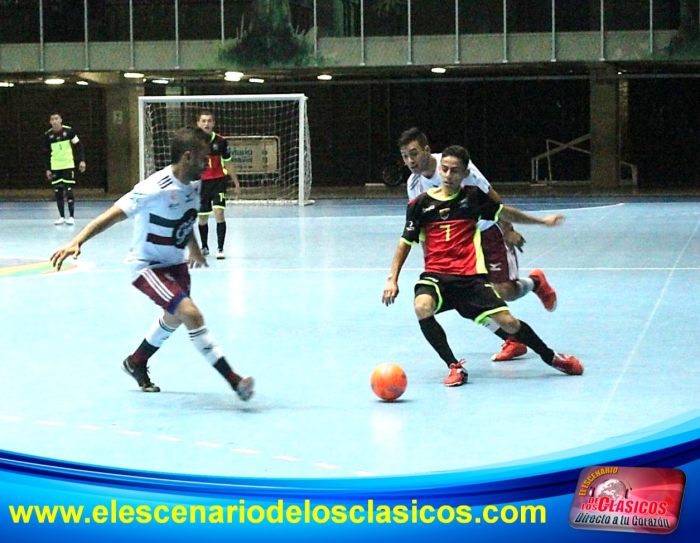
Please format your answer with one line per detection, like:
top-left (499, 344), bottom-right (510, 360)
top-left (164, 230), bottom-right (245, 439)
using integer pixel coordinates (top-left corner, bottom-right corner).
top-left (196, 111), bottom-right (240, 259)
top-left (382, 145), bottom-right (583, 386)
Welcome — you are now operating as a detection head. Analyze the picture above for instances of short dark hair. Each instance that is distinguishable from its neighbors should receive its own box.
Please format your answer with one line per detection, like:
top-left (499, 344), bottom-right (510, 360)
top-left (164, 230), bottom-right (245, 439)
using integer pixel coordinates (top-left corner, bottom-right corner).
top-left (397, 127), bottom-right (429, 148)
top-left (441, 145), bottom-right (471, 168)
top-left (170, 127), bottom-right (208, 163)
top-left (198, 110), bottom-right (215, 121)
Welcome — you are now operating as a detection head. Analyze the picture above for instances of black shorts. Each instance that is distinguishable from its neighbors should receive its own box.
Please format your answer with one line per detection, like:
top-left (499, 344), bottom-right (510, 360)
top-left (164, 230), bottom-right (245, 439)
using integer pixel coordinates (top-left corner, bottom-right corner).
top-left (414, 271), bottom-right (509, 324)
top-left (50, 169), bottom-right (75, 185)
top-left (199, 178), bottom-right (227, 215)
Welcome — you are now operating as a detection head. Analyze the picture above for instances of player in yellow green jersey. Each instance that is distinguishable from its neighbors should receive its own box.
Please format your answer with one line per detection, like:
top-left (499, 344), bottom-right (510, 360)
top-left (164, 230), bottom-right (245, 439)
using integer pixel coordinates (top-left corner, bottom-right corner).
top-left (43, 113), bottom-right (86, 225)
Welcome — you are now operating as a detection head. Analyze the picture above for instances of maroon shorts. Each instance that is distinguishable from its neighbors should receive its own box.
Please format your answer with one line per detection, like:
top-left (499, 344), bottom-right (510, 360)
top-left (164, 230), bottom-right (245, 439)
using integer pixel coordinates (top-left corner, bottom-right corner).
top-left (132, 263), bottom-right (191, 314)
top-left (480, 223), bottom-right (519, 283)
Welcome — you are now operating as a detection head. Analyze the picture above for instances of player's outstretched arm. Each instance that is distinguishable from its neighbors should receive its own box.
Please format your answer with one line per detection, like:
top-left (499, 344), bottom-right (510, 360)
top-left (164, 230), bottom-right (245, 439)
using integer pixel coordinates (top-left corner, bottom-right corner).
top-left (382, 241), bottom-right (412, 306)
top-left (50, 205), bottom-right (127, 270)
top-left (500, 205), bottom-right (564, 227)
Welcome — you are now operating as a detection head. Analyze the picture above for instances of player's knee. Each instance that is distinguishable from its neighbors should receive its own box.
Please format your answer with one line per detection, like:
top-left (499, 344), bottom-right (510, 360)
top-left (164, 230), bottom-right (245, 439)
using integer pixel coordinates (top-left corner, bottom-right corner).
top-left (493, 281), bottom-right (517, 301)
top-left (174, 298), bottom-right (204, 328)
top-left (413, 295), bottom-right (436, 320)
top-left (494, 313), bottom-right (520, 335)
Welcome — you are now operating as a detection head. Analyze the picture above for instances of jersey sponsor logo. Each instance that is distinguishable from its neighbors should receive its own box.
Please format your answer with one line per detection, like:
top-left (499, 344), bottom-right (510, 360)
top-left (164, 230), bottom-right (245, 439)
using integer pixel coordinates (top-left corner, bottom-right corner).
top-left (439, 208), bottom-right (450, 220)
top-left (422, 204), bottom-right (436, 213)
top-left (488, 263), bottom-right (502, 272)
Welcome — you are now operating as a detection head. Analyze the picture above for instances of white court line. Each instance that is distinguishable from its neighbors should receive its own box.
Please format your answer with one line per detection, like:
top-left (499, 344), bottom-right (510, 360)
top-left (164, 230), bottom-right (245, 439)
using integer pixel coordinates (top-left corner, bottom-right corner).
top-left (116, 430), bottom-right (142, 436)
top-left (76, 425), bottom-right (102, 431)
top-left (232, 448), bottom-right (261, 455)
top-left (586, 217), bottom-right (700, 441)
top-left (0, 416), bottom-right (22, 421)
top-left (273, 455), bottom-right (301, 462)
top-left (156, 435), bottom-right (183, 442)
top-left (36, 420), bottom-right (65, 426)
top-left (313, 463), bottom-right (341, 470)
top-left (352, 471), bottom-right (375, 477)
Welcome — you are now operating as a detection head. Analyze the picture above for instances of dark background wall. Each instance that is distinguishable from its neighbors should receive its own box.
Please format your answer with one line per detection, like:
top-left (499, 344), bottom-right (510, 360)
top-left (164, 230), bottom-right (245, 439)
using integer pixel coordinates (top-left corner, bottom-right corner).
top-left (1, 77), bottom-right (699, 192)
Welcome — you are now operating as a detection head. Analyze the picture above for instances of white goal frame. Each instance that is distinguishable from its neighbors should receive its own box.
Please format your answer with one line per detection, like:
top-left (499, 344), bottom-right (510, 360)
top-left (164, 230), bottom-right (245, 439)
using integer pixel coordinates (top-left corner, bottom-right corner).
top-left (137, 94), bottom-right (312, 206)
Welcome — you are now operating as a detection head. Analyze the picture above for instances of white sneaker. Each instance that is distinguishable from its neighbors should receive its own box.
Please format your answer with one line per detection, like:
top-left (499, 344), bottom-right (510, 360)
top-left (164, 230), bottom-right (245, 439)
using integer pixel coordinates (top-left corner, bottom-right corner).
top-left (65, 217), bottom-right (75, 225)
top-left (54, 217), bottom-right (65, 225)
top-left (216, 249), bottom-right (225, 260)
top-left (235, 376), bottom-right (254, 401)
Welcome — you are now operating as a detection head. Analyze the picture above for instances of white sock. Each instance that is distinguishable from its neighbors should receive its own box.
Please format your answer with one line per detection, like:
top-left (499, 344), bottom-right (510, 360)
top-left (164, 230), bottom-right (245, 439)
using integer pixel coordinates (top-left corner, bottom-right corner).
top-left (188, 326), bottom-right (225, 365)
top-left (515, 277), bottom-right (535, 299)
top-left (145, 317), bottom-right (178, 347)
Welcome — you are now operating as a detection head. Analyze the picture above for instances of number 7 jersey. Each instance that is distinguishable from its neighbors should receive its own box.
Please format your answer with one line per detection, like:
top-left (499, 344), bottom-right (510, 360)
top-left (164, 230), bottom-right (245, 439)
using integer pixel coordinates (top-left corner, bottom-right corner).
top-left (402, 187), bottom-right (503, 276)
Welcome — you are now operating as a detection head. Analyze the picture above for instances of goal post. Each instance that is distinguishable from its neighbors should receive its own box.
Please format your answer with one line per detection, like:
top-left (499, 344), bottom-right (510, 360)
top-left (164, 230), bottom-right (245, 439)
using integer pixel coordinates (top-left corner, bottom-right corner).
top-left (137, 94), bottom-right (313, 206)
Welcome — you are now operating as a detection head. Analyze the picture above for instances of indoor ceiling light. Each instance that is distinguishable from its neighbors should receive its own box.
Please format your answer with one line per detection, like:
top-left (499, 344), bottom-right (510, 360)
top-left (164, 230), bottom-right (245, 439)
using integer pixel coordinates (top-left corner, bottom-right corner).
top-left (152, 79), bottom-right (170, 84)
top-left (431, 67), bottom-right (447, 74)
top-left (248, 78), bottom-right (265, 84)
top-left (124, 72), bottom-right (144, 78)
top-left (317, 74), bottom-right (332, 81)
top-left (225, 71), bottom-right (244, 79)
top-left (76, 80), bottom-right (89, 86)
top-left (0, 81), bottom-right (15, 87)
top-left (44, 78), bottom-right (65, 85)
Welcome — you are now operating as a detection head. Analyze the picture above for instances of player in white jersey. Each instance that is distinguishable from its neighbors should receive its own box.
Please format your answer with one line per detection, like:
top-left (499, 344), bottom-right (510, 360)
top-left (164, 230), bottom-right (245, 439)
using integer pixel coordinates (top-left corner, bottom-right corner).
top-left (398, 128), bottom-right (558, 363)
top-left (50, 127), bottom-right (254, 401)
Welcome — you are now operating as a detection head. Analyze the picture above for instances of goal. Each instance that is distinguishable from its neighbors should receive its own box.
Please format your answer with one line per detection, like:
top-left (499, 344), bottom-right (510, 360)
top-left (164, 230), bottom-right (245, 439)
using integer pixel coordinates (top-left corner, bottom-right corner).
top-left (138, 94), bottom-right (313, 206)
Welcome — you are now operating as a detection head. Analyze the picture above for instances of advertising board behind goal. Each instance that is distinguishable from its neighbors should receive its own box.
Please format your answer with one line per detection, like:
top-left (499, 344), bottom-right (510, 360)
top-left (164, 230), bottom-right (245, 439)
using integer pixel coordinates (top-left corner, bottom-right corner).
top-left (226, 136), bottom-right (279, 174)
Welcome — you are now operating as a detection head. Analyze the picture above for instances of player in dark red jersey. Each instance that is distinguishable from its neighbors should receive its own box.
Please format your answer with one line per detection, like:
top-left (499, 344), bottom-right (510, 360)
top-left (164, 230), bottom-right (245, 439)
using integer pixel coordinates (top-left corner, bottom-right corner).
top-left (196, 111), bottom-right (240, 259)
top-left (43, 113), bottom-right (86, 225)
top-left (382, 145), bottom-right (583, 386)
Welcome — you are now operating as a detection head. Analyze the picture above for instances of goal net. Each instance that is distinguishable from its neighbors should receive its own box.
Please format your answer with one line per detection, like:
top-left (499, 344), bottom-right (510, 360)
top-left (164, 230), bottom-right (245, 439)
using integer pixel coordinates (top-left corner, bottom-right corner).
top-left (138, 94), bottom-right (313, 206)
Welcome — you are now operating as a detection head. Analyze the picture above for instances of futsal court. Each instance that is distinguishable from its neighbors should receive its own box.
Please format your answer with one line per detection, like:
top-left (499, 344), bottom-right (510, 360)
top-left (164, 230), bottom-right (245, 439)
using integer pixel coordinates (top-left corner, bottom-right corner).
top-left (1, 196), bottom-right (699, 479)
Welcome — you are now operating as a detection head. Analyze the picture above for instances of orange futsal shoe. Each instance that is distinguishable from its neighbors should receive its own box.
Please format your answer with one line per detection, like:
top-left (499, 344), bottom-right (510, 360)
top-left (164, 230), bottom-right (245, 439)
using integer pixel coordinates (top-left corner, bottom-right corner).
top-left (530, 269), bottom-right (557, 312)
top-left (551, 353), bottom-right (584, 376)
top-left (444, 360), bottom-right (468, 387)
top-left (492, 338), bottom-right (528, 361)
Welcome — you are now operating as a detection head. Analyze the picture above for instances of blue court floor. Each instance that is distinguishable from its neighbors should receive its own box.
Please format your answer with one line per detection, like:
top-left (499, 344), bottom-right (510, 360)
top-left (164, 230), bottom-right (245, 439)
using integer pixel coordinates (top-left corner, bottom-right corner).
top-left (1, 196), bottom-right (699, 479)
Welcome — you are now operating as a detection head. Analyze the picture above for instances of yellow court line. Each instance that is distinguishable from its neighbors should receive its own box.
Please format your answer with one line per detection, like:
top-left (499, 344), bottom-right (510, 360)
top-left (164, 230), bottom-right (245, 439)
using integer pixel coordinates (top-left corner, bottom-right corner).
top-left (0, 261), bottom-right (75, 276)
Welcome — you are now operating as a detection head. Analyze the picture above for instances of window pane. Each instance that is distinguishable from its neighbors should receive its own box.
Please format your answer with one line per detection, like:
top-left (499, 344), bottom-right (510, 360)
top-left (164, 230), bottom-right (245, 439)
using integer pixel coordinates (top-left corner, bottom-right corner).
top-left (605, 0), bottom-right (649, 30)
top-left (88, 0), bottom-right (129, 41)
top-left (508, 0), bottom-right (552, 33)
top-left (44, 0), bottom-right (85, 42)
top-left (179, 0), bottom-right (222, 40)
top-left (413, 0), bottom-right (455, 36)
top-left (316, 0), bottom-right (361, 37)
top-left (654, 0), bottom-right (682, 30)
top-left (459, 0), bottom-right (503, 34)
top-left (556, 0), bottom-right (597, 31)
top-left (364, 0), bottom-right (408, 36)
top-left (0, 1), bottom-right (40, 44)
top-left (133, 0), bottom-right (175, 40)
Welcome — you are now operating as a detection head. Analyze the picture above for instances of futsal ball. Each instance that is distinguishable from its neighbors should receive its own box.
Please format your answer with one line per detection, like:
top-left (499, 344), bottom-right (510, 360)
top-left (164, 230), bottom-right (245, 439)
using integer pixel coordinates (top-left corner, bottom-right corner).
top-left (370, 363), bottom-right (407, 402)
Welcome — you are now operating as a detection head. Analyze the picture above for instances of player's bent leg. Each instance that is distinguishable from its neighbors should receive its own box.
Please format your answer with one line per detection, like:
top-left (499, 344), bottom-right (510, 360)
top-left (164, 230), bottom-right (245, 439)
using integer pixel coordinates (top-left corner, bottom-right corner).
top-left (173, 297), bottom-right (254, 400)
top-left (530, 269), bottom-right (557, 311)
top-left (413, 289), bottom-right (466, 386)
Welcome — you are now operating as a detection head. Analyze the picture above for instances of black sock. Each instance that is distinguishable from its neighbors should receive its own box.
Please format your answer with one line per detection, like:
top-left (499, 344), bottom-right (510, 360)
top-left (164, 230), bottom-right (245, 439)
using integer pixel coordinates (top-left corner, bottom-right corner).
top-left (66, 187), bottom-right (75, 217)
top-left (216, 222), bottom-right (226, 251)
top-left (131, 340), bottom-right (159, 366)
top-left (213, 357), bottom-right (241, 387)
top-left (55, 189), bottom-right (65, 217)
top-left (419, 316), bottom-right (458, 367)
top-left (199, 224), bottom-right (209, 248)
top-left (510, 320), bottom-right (555, 364)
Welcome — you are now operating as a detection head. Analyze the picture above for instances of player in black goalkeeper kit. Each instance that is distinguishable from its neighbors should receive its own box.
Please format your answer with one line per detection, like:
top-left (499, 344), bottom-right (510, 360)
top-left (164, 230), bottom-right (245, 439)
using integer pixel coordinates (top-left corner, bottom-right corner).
top-left (44, 113), bottom-right (86, 225)
top-left (382, 145), bottom-right (583, 387)
top-left (196, 111), bottom-right (240, 259)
